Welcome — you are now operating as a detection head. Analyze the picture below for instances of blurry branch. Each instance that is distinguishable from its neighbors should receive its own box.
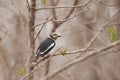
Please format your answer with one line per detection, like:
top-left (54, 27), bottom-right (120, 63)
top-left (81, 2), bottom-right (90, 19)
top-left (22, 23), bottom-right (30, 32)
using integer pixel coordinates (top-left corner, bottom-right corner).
top-left (34, 18), bottom-right (48, 40)
top-left (53, 48), bottom-right (95, 56)
top-left (21, 57), bottom-right (50, 80)
top-left (35, 48), bottom-right (61, 67)
top-left (0, 30), bottom-right (24, 45)
top-left (0, 31), bottom-right (8, 42)
top-left (64, 0), bottom-right (78, 19)
top-left (24, 0), bottom-right (30, 11)
top-left (34, 7), bottom-right (89, 28)
top-left (55, 0), bottom-right (60, 5)
top-left (34, 18), bottom-right (51, 28)
top-left (36, 5), bottom-right (84, 10)
top-left (98, 1), bottom-right (119, 7)
top-left (51, 0), bottom-right (79, 28)
top-left (85, 10), bottom-right (120, 49)
top-left (36, 0), bottom-right (92, 11)
top-left (50, 0), bottom-right (58, 33)
top-left (34, 0), bottom-right (91, 33)
top-left (52, 7), bottom-right (89, 32)
top-left (39, 39), bottom-right (120, 80)
top-left (67, 71), bottom-right (74, 80)
top-left (27, 0), bottom-right (36, 80)
top-left (50, 0), bottom-right (57, 20)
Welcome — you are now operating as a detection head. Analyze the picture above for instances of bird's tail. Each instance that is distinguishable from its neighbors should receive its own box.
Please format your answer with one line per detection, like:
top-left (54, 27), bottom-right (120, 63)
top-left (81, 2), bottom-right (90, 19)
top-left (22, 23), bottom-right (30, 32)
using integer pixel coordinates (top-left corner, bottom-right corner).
top-left (33, 55), bottom-right (39, 63)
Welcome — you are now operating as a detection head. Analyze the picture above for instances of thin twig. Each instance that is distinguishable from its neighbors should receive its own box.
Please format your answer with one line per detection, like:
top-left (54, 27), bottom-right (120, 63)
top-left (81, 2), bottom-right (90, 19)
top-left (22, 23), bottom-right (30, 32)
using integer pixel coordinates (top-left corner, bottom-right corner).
top-left (64, 0), bottom-right (78, 19)
top-left (36, 0), bottom-right (92, 11)
top-left (52, 48), bottom-right (95, 56)
top-left (21, 57), bottom-right (50, 80)
top-left (52, 7), bottom-right (89, 32)
top-left (34, 20), bottom-right (46, 40)
top-left (99, 1), bottom-right (119, 7)
top-left (35, 2), bottom-right (90, 28)
top-left (2, 31), bottom-right (8, 40)
top-left (0, 31), bottom-right (8, 42)
top-left (33, 18), bottom-right (52, 28)
top-left (35, 7), bottom-right (89, 28)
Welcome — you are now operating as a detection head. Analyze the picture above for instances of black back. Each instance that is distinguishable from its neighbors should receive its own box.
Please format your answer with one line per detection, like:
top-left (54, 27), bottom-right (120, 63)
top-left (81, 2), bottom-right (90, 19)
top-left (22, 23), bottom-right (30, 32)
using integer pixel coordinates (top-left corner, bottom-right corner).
top-left (35, 37), bottom-right (55, 59)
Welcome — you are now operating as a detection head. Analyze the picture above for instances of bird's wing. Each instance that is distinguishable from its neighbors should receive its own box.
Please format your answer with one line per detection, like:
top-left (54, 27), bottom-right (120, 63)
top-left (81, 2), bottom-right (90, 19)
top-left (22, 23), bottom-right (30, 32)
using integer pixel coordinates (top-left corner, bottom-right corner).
top-left (36, 38), bottom-right (55, 57)
top-left (40, 42), bottom-right (55, 55)
top-left (40, 38), bottom-right (55, 52)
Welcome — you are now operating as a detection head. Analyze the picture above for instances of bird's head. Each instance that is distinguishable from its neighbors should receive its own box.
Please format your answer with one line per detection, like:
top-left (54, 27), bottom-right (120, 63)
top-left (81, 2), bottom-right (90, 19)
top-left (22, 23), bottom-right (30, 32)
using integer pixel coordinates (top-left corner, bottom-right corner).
top-left (49, 33), bottom-right (61, 40)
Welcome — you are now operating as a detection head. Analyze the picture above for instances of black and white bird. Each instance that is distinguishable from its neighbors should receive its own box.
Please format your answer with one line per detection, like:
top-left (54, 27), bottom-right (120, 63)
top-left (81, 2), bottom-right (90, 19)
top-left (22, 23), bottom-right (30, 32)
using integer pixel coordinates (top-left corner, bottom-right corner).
top-left (34, 33), bottom-right (61, 62)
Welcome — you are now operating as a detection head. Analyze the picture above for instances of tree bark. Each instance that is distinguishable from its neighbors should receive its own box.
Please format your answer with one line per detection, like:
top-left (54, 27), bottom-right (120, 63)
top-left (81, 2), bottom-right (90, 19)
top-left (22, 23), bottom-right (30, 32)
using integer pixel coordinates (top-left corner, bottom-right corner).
top-left (28, 0), bottom-right (36, 80)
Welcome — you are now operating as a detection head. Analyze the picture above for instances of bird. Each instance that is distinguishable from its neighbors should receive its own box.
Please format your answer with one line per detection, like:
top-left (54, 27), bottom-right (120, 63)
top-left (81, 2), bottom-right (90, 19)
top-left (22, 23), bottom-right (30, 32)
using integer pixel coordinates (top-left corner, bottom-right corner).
top-left (34, 33), bottom-right (61, 62)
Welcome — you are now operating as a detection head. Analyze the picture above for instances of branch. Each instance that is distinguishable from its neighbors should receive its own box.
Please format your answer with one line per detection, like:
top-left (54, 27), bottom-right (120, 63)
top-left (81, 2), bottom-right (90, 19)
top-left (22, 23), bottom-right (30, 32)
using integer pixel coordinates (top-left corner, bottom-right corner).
top-left (53, 48), bottom-right (95, 56)
top-left (21, 57), bottom-right (50, 80)
top-left (33, 18), bottom-right (52, 28)
top-left (34, 18), bottom-right (49, 40)
top-left (98, 1), bottom-right (119, 7)
top-left (39, 40), bottom-right (120, 80)
top-left (24, 0), bottom-right (30, 11)
top-left (36, 0), bottom-right (92, 11)
top-left (35, 0), bottom-right (91, 28)
top-left (64, 0), bottom-right (78, 19)
top-left (85, 10), bottom-right (120, 49)
top-left (28, 0), bottom-right (36, 80)
top-left (50, 0), bottom-right (57, 20)
top-left (52, 7), bottom-right (89, 32)
top-left (0, 30), bottom-right (8, 42)
top-left (36, 5), bottom-right (84, 10)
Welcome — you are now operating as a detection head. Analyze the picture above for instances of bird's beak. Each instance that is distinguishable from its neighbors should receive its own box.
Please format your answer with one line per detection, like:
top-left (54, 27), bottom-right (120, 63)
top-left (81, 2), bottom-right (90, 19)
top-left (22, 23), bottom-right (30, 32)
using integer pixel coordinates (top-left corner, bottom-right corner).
top-left (57, 35), bottom-right (61, 37)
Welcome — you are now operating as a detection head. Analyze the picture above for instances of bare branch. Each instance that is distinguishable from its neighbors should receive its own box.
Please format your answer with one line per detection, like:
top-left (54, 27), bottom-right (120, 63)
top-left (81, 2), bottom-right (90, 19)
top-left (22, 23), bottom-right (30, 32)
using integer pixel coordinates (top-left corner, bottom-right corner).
top-left (0, 30), bottom-right (8, 42)
top-left (36, 0), bottom-right (92, 11)
top-left (34, 7), bottom-right (89, 28)
top-left (24, 0), bottom-right (30, 11)
top-left (53, 48), bottom-right (95, 56)
top-left (28, 0), bottom-right (36, 80)
top-left (50, 0), bottom-right (57, 20)
top-left (36, 5), bottom-right (85, 11)
top-left (64, 0), bottom-right (78, 19)
top-left (21, 57), bottom-right (50, 80)
top-left (35, 0), bottom-right (91, 30)
top-left (98, 1), bottom-right (119, 7)
top-left (85, 10), bottom-right (120, 49)
top-left (34, 17), bottom-right (48, 40)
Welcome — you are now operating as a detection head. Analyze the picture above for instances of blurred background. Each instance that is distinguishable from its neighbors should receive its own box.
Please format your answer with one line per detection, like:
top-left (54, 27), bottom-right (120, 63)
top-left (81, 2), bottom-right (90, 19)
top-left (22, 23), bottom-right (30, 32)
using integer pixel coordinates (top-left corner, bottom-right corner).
top-left (0, 0), bottom-right (120, 80)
